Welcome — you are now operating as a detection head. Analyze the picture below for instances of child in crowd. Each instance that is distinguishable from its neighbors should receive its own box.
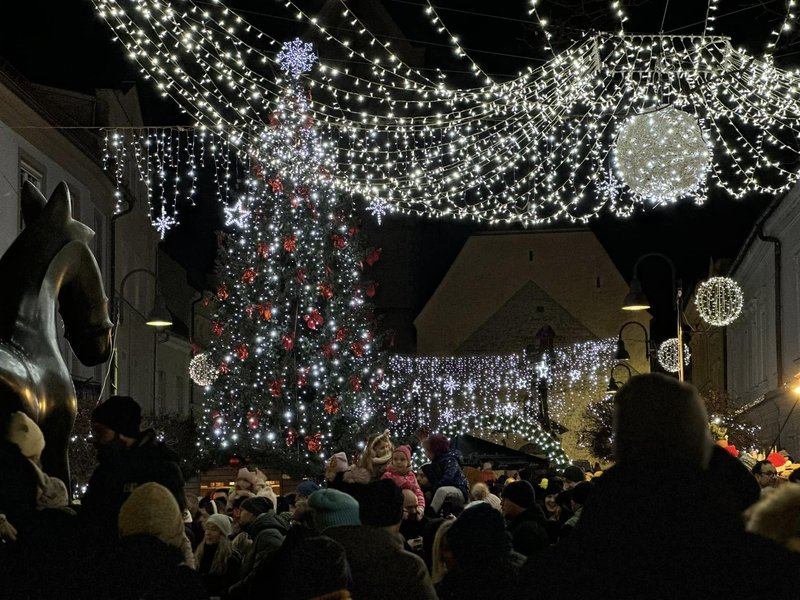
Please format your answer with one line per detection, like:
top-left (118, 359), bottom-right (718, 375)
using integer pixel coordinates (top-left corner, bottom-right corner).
top-left (345, 429), bottom-right (394, 483)
top-left (382, 445), bottom-right (425, 514)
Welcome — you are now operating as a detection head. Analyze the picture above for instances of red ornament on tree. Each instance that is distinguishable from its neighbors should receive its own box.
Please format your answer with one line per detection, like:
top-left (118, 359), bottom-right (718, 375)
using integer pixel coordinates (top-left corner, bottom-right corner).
top-left (246, 411), bottom-right (260, 430)
top-left (349, 374), bottom-right (362, 392)
top-left (235, 343), bottom-right (249, 361)
top-left (286, 429), bottom-right (297, 447)
top-left (229, 455), bottom-right (241, 468)
top-left (366, 247), bottom-right (382, 266)
top-left (296, 367), bottom-right (309, 387)
top-left (260, 302), bottom-right (273, 321)
top-left (305, 433), bottom-right (322, 453)
top-left (365, 281), bottom-right (378, 298)
top-left (216, 284), bottom-right (229, 301)
top-left (253, 164), bottom-right (264, 181)
top-left (212, 321), bottom-right (224, 337)
top-left (335, 327), bottom-right (348, 342)
top-left (350, 341), bottom-right (364, 358)
top-left (282, 334), bottom-right (294, 352)
top-left (245, 304), bottom-right (256, 319)
top-left (323, 396), bottom-right (341, 415)
top-left (331, 233), bottom-right (347, 249)
top-left (386, 405), bottom-right (398, 423)
top-left (347, 225), bottom-right (360, 238)
top-left (219, 362), bottom-right (230, 375)
top-left (296, 185), bottom-right (311, 199)
top-left (241, 268), bottom-right (257, 284)
top-left (322, 343), bottom-right (335, 360)
top-left (268, 177), bottom-right (284, 193)
top-left (270, 379), bottom-right (284, 398)
top-left (289, 194), bottom-right (301, 208)
top-left (304, 309), bottom-right (324, 330)
top-left (256, 241), bottom-right (269, 259)
top-left (202, 293), bottom-right (211, 307)
top-left (319, 282), bottom-right (334, 300)
top-left (283, 235), bottom-right (297, 252)
top-left (296, 268), bottom-right (306, 283)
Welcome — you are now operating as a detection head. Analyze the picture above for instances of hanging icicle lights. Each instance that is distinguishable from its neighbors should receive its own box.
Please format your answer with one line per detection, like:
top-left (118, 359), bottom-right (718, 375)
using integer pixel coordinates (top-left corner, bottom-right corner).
top-left (95, 1), bottom-right (800, 225)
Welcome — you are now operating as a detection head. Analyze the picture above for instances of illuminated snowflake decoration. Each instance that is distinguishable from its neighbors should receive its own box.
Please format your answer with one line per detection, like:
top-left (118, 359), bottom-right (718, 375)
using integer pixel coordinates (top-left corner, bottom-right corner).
top-left (152, 209), bottom-right (176, 239)
top-left (224, 198), bottom-right (252, 229)
top-left (464, 380), bottom-right (476, 396)
top-left (614, 106), bottom-right (710, 204)
top-left (367, 198), bottom-right (390, 225)
top-left (189, 352), bottom-right (219, 386)
top-left (277, 38), bottom-right (317, 78)
top-left (379, 378), bottom-right (390, 391)
top-left (596, 166), bottom-right (624, 202)
top-left (443, 376), bottom-right (458, 394)
top-left (695, 276), bottom-right (744, 327)
top-left (657, 338), bottom-right (692, 373)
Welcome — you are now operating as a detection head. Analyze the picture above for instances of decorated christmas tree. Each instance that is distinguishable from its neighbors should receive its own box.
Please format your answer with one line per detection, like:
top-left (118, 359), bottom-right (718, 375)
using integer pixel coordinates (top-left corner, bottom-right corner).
top-left (195, 39), bottom-right (387, 471)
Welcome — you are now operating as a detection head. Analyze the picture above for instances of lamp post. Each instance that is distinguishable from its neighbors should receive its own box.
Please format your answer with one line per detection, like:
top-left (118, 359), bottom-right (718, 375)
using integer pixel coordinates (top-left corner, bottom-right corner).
top-left (606, 363), bottom-right (639, 394)
top-left (614, 321), bottom-right (653, 371)
top-left (622, 252), bottom-right (685, 382)
top-left (111, 268), bottom-right (173, 395)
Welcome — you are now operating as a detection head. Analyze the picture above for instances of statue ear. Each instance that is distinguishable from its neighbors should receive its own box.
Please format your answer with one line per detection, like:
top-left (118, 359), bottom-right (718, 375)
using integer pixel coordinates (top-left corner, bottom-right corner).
top-left (20, 181), bottom-right (47, 226)
top-left (44, 182), bottom-right (74, 223)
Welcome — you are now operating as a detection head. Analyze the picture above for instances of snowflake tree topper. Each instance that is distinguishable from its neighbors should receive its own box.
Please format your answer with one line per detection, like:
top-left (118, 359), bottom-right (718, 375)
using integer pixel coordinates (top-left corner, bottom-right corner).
top-left (277, 38), bottom-right (318, 78)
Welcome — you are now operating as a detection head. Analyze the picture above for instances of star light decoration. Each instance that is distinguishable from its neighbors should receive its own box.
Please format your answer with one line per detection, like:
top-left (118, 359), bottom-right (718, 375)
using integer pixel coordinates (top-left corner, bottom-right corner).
top-left (96, 1), bottom-right (800, 227)
top-left (224, 199), bottom-right (252, 229)
top-left (657, 338), bottom-right (692, 373)
top-left (695, 276), bottom-right (744, 327)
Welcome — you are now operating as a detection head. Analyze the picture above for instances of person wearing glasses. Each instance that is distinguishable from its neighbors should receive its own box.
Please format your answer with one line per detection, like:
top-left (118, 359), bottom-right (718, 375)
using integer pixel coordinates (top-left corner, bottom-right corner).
top-left (752, 460), bottom-right (780, 490)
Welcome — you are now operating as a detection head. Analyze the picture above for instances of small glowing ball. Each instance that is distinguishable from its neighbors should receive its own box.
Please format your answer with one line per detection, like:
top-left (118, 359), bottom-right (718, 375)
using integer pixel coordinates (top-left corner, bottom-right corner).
top-left (614, 106), bottom-right (709, 203)
top-left (657, 338), bottom-right (691, 373)
top-left (695, 276), bottom-right (744, 327)
top-left (189, 352), bottom-right (218, 386)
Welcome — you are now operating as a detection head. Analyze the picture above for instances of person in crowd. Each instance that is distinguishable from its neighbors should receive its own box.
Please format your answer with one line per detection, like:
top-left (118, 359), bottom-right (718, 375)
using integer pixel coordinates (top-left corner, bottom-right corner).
top-left (345, 430), bottom-right (393, 483)
top-left (436, 502), bottom-right (525, 600)
top-left (747, 482), bottom-right (800, 553)
top-left (430, 518), bottom-right (455, 585)
top-left (195, 513), bottom-right (241, 599)
top-left (228, 495), bottom-right (290, 597)
top-left (295, 480), bottom-right (320, 502)
top-left (80, 395), bottom-right (186, 550)
top-left (416, 463), bottom-right (440, 507)
top-left (707, 443), bottom-right (760, 517)
top-left (291, 480), bottom-right (320, 528)
top-left (325, 451), bottom-right (351, 485)
top-left (382, 445), bottom-right (425, 513)
top-left (501, 480), bottom-right (548, 557)
top-left (470, 481), bottom-right (502, 511)
top-left (280, 534), bottom-right (352, 600)
top-left (93, 482), bottom-right (204, 600)
top-left (479, 461), bottom-right (496, 484)
top-left (562, 464), bottom-right (585, 490)
top-left (752, 459), bottom-right (780, 491)
top-left (518, 373), bottom-right (800, 600)
top-left (560, 480), bottom-right (592, 536)
top-left (226, 467), bottom-right (258, 512)
top-left (399, 488), bottom-right (427, 547)
top-left (313, 482), bottom-right (437, 599)
top-left (423, 434), bottom-right (469, 507)
top-left (229, 495), bottom-right (253, 556)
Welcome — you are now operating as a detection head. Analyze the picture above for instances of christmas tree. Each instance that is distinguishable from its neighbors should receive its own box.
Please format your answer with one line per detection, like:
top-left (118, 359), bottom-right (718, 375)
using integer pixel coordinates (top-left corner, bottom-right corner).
top-left (197, 39), bottom-right (386, 471)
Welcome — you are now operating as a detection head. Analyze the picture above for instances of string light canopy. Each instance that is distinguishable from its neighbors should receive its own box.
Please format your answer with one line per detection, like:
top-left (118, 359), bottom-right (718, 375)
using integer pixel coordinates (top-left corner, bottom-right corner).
top-left (695, 276), bottom-right (744, 327)
top-left (94, 1), bottom-right (800, 227)
top-left (657, 338), bottom-right (692, 373)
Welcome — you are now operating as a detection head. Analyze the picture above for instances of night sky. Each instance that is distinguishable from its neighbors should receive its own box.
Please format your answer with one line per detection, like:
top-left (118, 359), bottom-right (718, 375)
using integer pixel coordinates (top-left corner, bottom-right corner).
top-left (0, 0), bottom-right (793, 341)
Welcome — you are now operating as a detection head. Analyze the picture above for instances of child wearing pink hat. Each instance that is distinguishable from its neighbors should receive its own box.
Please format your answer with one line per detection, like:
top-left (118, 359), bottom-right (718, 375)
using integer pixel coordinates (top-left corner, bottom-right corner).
top-left (382, 445), bottom-right (425, 513)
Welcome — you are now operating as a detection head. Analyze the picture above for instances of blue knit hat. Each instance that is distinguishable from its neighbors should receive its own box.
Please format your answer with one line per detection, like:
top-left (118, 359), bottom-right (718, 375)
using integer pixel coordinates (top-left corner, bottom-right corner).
top-left (308, 489), bottom-right (360, 532)
top-left (296, 480), bottom-right (321, 498)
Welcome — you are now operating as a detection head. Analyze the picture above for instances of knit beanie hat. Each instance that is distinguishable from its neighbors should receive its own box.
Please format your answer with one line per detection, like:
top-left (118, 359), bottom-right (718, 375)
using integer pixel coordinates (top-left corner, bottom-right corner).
top-left (613, 373), bottom-right (712, 468)
top-left (118, 482), bottom-right (185, 549)
top-left (6, 411), bottom-right (45, 461)
top-left (241, 496), bottom-right (274, 516)
top-left (91, 395), bottom-right (142, 438)
top-left (563, 465), bottom-right (585, 484)
top-left (502, 480), bottom-right (537, 510)
top-left (206, 513), bottom-right (233, 537)
top-left (447, 502), bottom-right (510, 568)
top-left (308, 489), bottom-right (361, 532)
top-left (296, 480), bottom-right (321, 498)
top-left (394, 445), bottom-right (412, 463)
top-left (360, 480), bottom-right (403, 527)
top-left (330, 452), bottom-right (349, 473)
top-left (571, 481), bottom-right (593, 506)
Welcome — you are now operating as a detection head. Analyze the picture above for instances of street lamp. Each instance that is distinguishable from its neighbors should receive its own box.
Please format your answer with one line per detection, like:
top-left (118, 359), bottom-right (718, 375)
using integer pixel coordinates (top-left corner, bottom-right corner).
top-left (111, 268), bottom-right (173, 394)
top-left (621, 252), bottom-right (685, 382)
top-left (606, 363), bottom-right (637, 394)
top-left (614, 321), bottom-right (652, 368)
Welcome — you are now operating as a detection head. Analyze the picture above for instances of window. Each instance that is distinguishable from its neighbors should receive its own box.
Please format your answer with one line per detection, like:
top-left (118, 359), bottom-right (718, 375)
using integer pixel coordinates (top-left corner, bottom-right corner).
top-left (19, 161), bottom-right (44, 231)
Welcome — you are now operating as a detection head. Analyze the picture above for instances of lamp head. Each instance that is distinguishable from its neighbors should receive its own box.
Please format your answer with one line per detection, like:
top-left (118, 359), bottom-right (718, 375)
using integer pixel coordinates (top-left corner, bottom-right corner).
top-left (622, 278), bottom-right (650, 311)
top-left (614, 336), bottom-right (630, 361)
top-left (146, 294), bottom-right (173, 328)
top-left (606, 375), bottom-right (620, 394)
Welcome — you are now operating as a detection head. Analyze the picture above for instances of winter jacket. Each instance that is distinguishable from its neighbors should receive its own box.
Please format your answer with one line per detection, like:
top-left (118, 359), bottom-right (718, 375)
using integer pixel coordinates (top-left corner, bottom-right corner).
top-left (197, 542), bottom-right (241, 599)
top-left (80, 429), bottom-right (185, 548)
top-left (324, 525), bottom-right (438, 600)
top-left (432, 450), bottom-right (468, 500)
top-left (437, 552), bottom-right (525, 600)
top-left (228, 510), bottom-right (291, 598)
top-left (382, 466), bottom-right (425, 507)
top-left (506, 508), bottom-right (548, 557)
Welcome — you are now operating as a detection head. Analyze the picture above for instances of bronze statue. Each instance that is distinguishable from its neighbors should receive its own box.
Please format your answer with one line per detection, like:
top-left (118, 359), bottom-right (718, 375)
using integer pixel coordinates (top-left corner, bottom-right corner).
top-left (0, 181), bottom-right (113, 487)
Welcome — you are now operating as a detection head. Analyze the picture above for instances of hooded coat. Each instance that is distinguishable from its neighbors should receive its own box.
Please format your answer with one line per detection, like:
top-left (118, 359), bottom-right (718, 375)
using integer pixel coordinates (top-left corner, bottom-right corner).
top-left (431, 450), bottom-right (469, 501)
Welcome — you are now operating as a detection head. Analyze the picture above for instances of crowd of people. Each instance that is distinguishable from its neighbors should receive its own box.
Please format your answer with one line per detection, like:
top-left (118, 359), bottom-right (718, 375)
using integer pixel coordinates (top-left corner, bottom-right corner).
top-left (3, 373), bottom-right (800, 599)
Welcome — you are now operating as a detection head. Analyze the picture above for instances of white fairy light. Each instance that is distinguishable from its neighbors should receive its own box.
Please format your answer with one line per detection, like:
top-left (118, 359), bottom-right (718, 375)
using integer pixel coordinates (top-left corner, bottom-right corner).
top-left (189, 352), bottom-right (219, 386)
top-left (657, 338), bottom-right (691, 373)
top-left (366, 198), bottom-right (390, 225)
top-left (695, 276), bottom-right (744, 327)
top-left (614, 107), bottom-right (710, 204)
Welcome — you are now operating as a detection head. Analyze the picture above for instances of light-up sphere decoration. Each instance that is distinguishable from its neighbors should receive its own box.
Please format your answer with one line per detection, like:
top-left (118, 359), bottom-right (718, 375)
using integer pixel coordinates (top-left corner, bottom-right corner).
top-left (695, 276), bottom-right (744, 327)
top-left (189, 352), bottom-right (218, 386)
top-left (657, 338), bottom-right (692, 373)
top-left (614, 106), bottom-right (710, 203)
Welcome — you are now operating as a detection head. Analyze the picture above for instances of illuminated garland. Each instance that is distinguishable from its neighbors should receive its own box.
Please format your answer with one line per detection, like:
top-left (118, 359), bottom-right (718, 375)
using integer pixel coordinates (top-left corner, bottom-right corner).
top-left (94, 1), bottom-right (800, 226)
top-left (695, 276), bottom-right (744, 327)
